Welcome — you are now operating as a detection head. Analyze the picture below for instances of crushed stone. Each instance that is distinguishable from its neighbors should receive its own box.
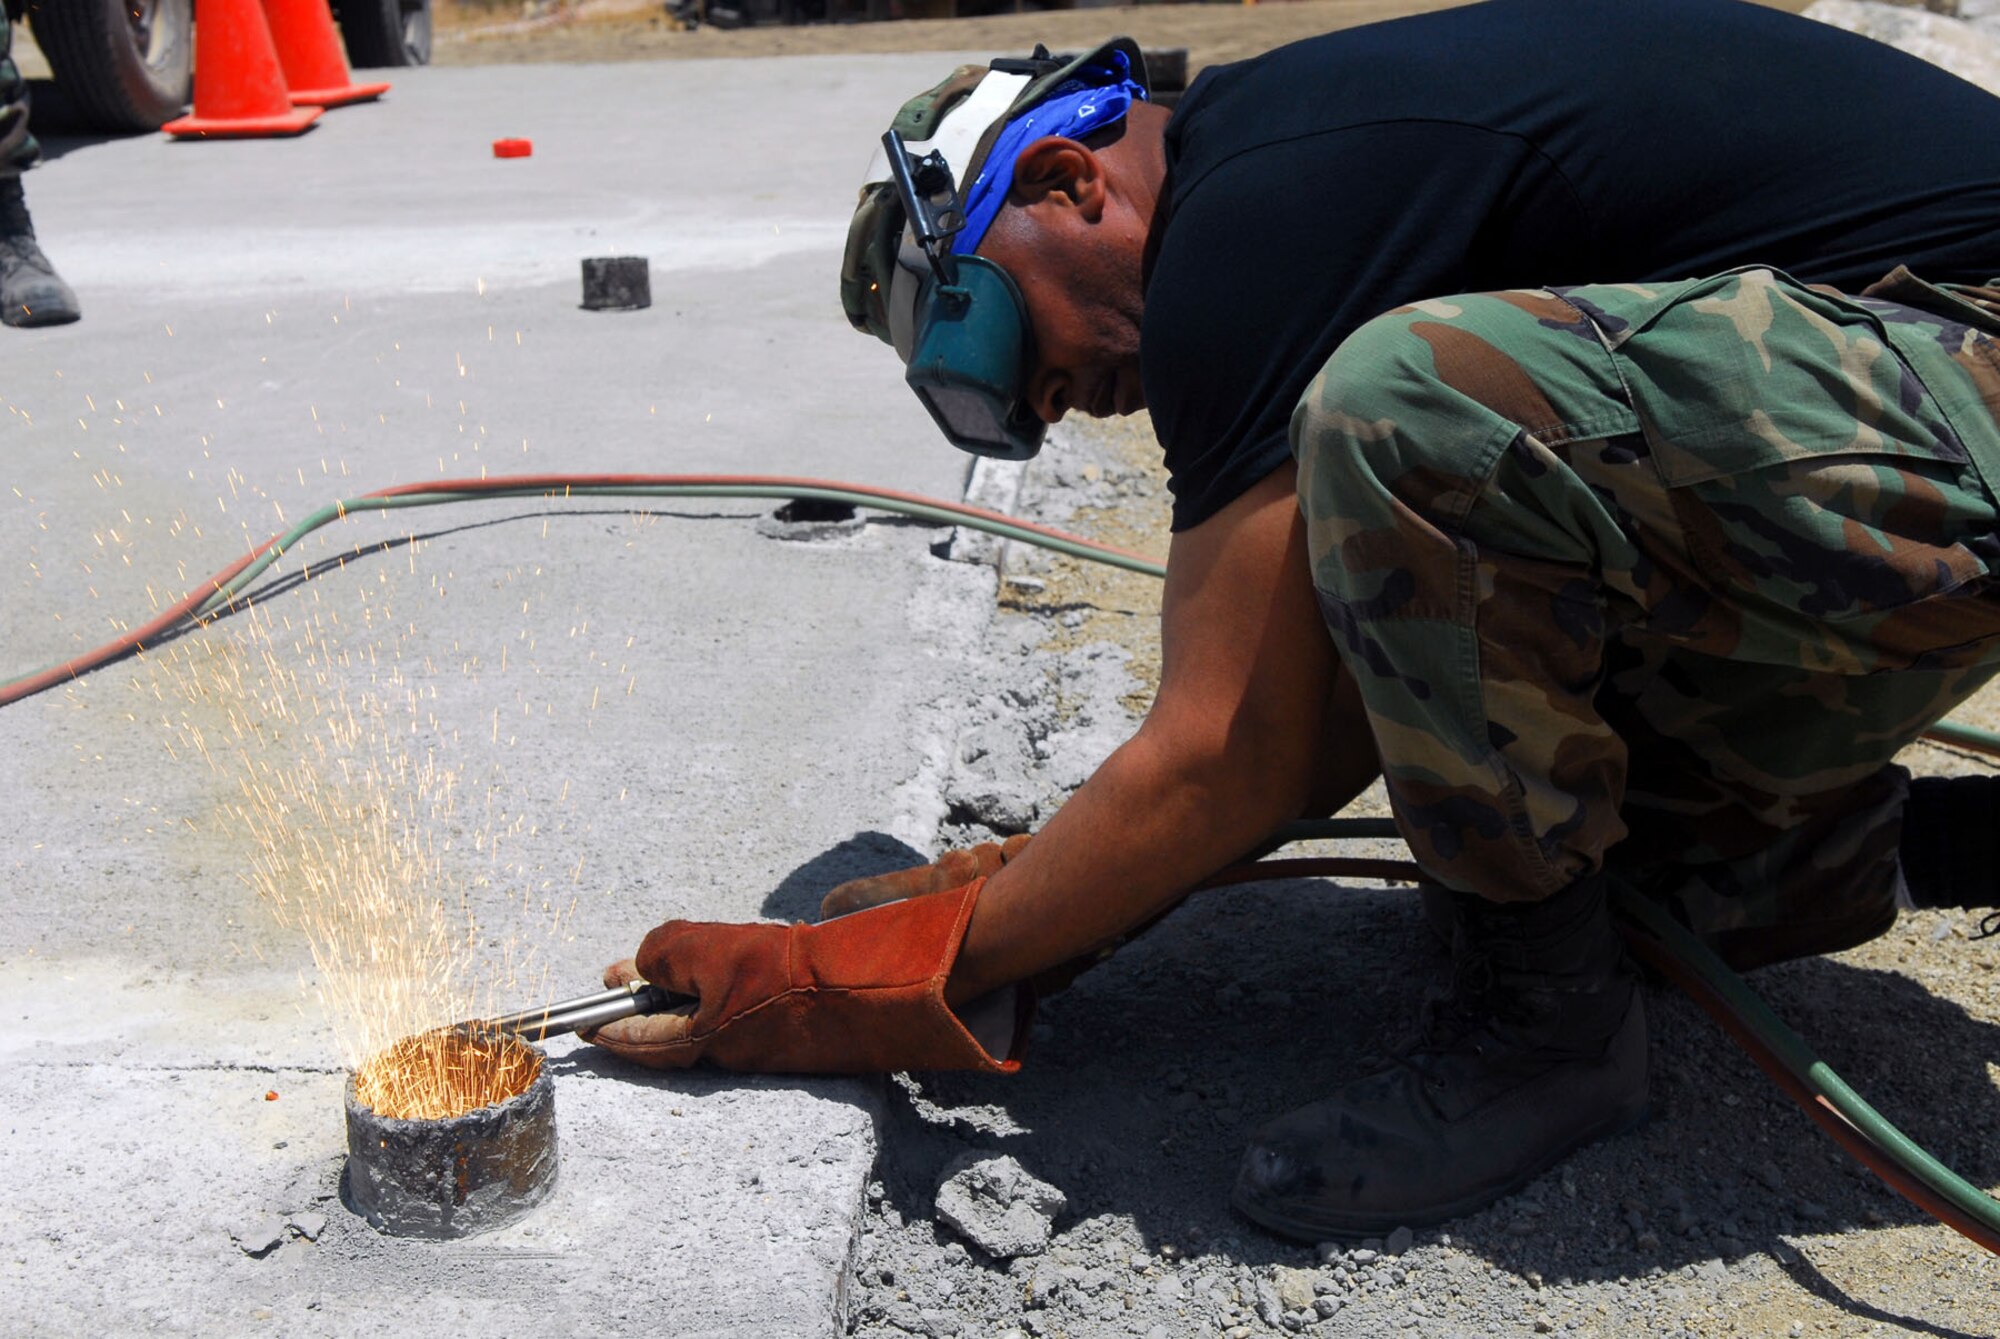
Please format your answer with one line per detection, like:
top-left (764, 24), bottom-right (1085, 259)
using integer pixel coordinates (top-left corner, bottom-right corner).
top-left (230, 1214), bottom-right (287, 1258)
top-left (286, 1210), bottom-right (328, 1243)
top-left (844, 413), bottom-right (2000, 1338)
top-left (934, 1153), bottom-right (1069, 1259)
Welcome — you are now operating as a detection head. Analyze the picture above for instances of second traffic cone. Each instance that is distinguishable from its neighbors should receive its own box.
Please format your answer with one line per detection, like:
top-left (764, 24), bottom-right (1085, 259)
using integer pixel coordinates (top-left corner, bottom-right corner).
top-left (163, 0), bottom-right (322, 138)
top-left (264, 0), bottom-right (391, 109)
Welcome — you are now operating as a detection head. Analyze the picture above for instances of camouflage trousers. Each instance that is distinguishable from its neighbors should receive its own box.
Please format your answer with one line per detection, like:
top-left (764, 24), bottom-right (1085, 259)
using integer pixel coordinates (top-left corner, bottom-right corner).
top-left (1294, 266), bottom-right (2000, 966)
top-left (0, 11), bottom-right (38, 178)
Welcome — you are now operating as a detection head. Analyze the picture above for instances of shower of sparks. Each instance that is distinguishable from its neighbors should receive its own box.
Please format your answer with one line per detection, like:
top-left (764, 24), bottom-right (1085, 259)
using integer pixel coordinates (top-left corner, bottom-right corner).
top-left (354, 1026), bottom-right (541, 1123)
top-left (17, 332), bottom-right (661, 1121)
top-left (138, 573), bottom-right (600, 1122)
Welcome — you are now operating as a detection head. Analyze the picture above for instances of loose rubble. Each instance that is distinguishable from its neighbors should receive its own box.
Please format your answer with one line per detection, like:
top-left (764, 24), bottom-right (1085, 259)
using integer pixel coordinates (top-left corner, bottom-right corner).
top-left (934, 1153), bottom-right (1069, 1259)
top-left (286, 1211), bottom-right (327, 1243)
top-left (843, 417), bottom-right (2000, 1337)
top-left (228, 1215), bottom-right (288, 1258)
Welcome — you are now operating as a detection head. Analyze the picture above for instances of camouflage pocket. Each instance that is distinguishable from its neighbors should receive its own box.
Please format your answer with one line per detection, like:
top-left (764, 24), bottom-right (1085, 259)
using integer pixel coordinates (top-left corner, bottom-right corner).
top-left (1576, 268), bottom-right (1970, 487)
top-left (1558, 269), bottom-right (2000, 634)
top-left (1862, 265), bottom-right (2000, 338)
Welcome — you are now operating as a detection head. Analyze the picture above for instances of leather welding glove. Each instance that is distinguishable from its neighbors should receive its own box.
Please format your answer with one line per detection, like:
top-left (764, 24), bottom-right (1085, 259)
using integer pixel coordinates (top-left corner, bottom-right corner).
top-left (818, 833), bottom-right (1192, 999)
top-left (581, 877), bottom-right (1026, 1074)
top-left (814, 834), bottom-right (1134, 997)
top-left (818, 834), bottom-right (1031, 919)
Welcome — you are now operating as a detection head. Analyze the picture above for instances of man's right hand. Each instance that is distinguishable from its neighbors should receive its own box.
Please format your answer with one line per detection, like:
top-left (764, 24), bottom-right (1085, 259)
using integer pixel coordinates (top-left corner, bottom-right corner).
top-left (820, 834), bottom-right (1032, 919)
top-left (824, 833), bottom-right (1190, 999)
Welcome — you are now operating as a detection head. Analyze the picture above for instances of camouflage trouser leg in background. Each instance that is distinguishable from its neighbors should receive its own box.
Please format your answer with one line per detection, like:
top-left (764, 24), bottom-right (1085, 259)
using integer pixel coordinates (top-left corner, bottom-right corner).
top-left (1294, 267), bottom-right (2000, 963)
top-left (0, 10), bottom-right (40, 178)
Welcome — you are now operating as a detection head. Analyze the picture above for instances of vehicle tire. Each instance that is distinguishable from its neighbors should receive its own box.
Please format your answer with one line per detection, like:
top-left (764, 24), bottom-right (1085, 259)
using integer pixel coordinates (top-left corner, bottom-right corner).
top-left (335, 0), bottom-right (432, 68)
top-left (28, 0), bottom-right (193, 133)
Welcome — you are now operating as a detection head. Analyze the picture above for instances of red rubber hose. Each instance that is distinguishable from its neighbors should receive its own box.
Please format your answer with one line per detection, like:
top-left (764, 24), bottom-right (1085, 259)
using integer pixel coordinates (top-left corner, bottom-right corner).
top-left (0, 472), bottom-right (1158, 708)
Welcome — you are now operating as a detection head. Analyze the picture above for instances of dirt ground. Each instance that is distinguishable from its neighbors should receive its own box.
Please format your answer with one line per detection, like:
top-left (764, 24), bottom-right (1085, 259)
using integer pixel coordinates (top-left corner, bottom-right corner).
top-left (432, 0), bottom-right (1465, 70)
top-left (434, 0), bottom-right (1813, 70)
top-left (884, 411), bottom-right (2000, 1339)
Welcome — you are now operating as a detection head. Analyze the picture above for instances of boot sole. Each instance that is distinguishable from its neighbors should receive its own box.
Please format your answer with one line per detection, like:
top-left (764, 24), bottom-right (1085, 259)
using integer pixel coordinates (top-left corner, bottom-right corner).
top-left (3, 307), bottom-right (80, 328)
top-left (1230, 1096), bottom-right (1648, 1241)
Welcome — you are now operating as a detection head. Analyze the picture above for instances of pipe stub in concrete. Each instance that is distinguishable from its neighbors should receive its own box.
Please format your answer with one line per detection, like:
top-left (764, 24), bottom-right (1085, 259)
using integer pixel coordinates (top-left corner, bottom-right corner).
top-left (343, 1036), bottom-right (559, 1239)
top-left (581, 256), bottom-right (651, 311)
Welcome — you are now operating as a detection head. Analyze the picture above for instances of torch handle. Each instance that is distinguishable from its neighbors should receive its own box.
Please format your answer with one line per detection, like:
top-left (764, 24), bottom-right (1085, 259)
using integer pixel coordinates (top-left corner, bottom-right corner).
top-left (485, 981), bottom-right (691, 1041)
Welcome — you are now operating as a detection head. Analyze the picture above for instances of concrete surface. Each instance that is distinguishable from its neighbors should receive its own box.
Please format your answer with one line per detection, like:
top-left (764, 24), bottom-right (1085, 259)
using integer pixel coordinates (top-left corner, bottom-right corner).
top-left (0, 54), bottom-right (1012, 1337)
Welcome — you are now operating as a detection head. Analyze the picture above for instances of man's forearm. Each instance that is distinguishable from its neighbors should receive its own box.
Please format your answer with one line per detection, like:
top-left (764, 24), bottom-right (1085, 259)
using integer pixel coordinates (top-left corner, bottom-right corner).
top-left (944, 723), bottom-right (1309, 1004)
top-left (941, 465), bottom-right (1381, 1006)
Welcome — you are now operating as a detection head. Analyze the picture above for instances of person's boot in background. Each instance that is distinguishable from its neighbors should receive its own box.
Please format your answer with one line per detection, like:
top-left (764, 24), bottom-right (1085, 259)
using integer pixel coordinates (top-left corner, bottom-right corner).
top-left (0, 176), bottom-right (79, 328)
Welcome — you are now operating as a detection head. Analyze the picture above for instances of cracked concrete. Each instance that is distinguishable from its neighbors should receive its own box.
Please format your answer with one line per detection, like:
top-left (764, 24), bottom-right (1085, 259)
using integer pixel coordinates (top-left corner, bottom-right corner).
top-left (0, 52), bottom-right (1021, 1338)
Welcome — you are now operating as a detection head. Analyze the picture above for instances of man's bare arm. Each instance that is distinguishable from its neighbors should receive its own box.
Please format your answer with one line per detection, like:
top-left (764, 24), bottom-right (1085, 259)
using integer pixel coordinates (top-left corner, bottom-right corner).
top-left (946, 461), bottom-right (1379, 1005)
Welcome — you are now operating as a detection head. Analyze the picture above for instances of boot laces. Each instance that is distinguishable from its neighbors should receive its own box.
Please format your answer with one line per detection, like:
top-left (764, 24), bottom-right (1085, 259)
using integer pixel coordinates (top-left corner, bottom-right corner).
top-left (1415, 948), bottom-right (1543, 1051)
top-left (1976, 910), bottom-right (2000, 941)
top-left (0, 178), bottom-right (30, 243)
top-left (0, 183), bottom-right (55, 286)
top-left (0, 233), bottom-right (52, 281)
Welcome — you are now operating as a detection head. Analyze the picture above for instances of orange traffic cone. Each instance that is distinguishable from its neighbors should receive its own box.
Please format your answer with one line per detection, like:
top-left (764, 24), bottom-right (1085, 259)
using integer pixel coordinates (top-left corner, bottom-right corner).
top-left (264, 0), bottom-right (391, 109)
top-left (162, 0), bottom-right (323, 138)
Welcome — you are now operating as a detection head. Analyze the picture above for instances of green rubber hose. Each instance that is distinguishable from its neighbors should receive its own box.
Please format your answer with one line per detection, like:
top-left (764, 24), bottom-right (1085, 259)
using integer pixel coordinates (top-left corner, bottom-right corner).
top-left (184, 483), bottom-right (1169, 627)
top-left (1614, 889), bottom-right (2000, 1240)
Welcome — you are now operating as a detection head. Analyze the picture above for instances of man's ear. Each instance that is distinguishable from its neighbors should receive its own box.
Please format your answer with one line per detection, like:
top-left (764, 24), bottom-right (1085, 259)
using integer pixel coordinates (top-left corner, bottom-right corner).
top-left (1007, 137), bottom-right (1106, 221)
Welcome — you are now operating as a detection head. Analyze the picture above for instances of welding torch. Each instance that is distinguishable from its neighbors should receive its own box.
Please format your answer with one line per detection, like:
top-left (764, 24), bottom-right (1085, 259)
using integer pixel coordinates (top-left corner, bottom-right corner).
top-left (479, 979), bottom-right (691, 1042)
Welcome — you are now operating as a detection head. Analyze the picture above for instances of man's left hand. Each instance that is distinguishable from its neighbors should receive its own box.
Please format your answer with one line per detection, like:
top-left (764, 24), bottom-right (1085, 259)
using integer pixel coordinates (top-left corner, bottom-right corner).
top-left (820, 834), bottom-right (1031, 918)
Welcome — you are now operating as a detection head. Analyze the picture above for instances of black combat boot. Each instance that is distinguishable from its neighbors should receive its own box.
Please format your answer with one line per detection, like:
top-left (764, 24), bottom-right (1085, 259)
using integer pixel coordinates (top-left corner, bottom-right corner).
top-left (1899, 775), bottom-right (2000, 939)
top-left (1232, 872), bottom-right (1647, 1239)
top-left (0, 176), bottom-right (80, 328)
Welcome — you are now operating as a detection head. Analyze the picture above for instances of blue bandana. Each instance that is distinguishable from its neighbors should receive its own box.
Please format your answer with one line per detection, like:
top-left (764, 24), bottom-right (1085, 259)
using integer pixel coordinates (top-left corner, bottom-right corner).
top-left (951, 50), bottom-right (1148, 256)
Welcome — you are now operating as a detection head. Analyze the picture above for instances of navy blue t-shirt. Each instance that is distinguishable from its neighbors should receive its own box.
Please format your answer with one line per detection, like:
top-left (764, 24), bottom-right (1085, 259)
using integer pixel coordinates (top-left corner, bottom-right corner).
top-left (1142, 0), bottom-right (2000, 531)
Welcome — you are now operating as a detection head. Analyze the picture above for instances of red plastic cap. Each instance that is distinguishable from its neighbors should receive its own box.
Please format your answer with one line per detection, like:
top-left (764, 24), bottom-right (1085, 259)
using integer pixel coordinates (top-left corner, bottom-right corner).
top-left (492, 138), bottom-right (534, 159)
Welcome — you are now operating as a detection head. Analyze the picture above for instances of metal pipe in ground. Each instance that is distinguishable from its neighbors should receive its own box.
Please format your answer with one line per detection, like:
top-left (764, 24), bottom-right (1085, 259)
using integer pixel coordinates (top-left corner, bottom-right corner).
top-left (343, 1030), bottom-right (559, 1239)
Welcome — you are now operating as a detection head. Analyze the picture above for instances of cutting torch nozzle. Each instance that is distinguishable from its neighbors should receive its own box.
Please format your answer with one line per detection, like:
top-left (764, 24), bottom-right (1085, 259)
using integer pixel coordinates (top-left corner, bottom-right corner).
top-left (478, 979), bottom-right (691, 1041)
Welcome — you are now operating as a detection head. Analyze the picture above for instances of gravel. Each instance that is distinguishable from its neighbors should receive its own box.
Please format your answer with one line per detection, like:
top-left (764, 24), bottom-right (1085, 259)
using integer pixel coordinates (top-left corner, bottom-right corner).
top-left (839, 413), bottom-right (2000, 1338)
top-left (228, 1215), bottom-right (287, 1258)
top-left (286, 1211), bottom-right (328, 1243)
top-left (935, 1153), bottom-right (1069, 1259)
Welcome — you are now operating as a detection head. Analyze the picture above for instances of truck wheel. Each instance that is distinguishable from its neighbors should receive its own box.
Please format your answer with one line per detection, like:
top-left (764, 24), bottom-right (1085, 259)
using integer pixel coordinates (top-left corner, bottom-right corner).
top-left (336, 0), bottom-right (432, 68)
top-left (28, 0), bottom-right (193, 133)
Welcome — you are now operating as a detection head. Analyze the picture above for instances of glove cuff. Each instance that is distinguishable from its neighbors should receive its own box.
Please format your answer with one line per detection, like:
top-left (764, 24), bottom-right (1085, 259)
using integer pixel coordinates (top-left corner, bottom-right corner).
top-left (774, 876), bottom-right (1027, 1073)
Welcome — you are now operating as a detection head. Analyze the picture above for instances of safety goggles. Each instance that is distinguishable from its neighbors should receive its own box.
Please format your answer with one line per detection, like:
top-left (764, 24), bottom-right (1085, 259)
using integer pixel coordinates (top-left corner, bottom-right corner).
top-left (880, 129), bottom-right (1047, 462)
